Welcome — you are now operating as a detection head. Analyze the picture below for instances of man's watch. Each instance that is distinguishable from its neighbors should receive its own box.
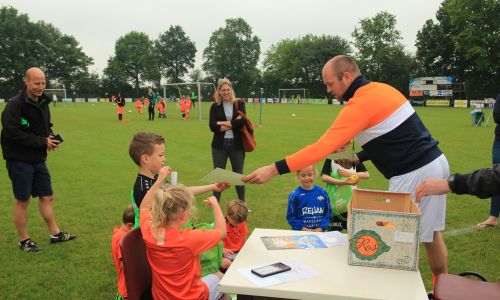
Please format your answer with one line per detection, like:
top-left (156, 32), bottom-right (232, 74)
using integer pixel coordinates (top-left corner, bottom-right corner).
top-left (447, 174), bottom-right (455, 190)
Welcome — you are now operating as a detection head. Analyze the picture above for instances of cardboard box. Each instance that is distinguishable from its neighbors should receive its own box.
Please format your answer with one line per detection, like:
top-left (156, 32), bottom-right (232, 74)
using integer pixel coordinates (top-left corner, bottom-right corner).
top-left (348, 189), bottom-right (421, 271)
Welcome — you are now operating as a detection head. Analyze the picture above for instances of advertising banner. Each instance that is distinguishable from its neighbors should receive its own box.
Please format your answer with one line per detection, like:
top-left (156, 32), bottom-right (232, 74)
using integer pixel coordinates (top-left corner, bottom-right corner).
top-left (453, 100), bottom-right (468, 108)
top-left (425, 100), bottom-right (450, 107)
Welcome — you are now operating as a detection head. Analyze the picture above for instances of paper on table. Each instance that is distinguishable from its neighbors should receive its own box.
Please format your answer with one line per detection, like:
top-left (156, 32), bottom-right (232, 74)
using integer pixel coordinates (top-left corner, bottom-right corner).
top-left (314, 231), bottom-right (348, 247)
top-left (201, 168), bottom-right (244, 186)
top-left (238, 259), bottom-right (319, 288)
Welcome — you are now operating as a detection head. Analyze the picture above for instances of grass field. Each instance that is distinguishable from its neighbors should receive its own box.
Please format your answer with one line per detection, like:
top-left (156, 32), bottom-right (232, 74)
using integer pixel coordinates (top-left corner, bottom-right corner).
top-left (0, 101), bottom-right (498, 299)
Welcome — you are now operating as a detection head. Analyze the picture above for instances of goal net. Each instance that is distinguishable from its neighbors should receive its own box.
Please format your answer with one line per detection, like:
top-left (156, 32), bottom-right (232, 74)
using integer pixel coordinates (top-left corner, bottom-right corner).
top-left (45, 89), bottom-right (67, 101)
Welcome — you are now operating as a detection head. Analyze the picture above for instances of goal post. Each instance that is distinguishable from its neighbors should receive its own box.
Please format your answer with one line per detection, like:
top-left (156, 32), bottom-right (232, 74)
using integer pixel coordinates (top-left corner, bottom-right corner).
top-left (278, 88), bottom-right (309, 103)
top-left (162, 82), bottom-right (216, 120)
top-left (45, 89), bottom-right (67, 100)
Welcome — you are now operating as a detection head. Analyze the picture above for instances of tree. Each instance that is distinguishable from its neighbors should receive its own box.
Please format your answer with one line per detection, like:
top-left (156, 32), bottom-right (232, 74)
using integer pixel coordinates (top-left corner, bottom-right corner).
top-left (203, 18), bottom-right (260, 96)
top-left (0, 6), bottom-right (92, 98)
top-left (188, 68), bottom-right (205, 83)
top-left (415, 0), bottom-right (499, 98)
top-left (351, 11), bottom-right (414, 95)
top-left (155, 25), bottom-right (196, 83)
top-left (102, 56), bottom-right (134, 97)
top-left (262, 34), bottom-right (351, 97)
top-left (112, 31), bottom-right (154, 96)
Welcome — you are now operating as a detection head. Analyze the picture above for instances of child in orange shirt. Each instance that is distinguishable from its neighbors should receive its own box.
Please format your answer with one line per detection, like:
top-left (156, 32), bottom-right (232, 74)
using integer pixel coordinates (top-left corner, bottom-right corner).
top-left (221, 200), bottom-right (248, 268)
top-left (135, 98), bottom-right (143, 114)
top-left (157, 98), bottom-right (166, 118)
top-left (140, 167), bottom-right (226, 300)
top-left (111, 205), bottom-right (135, 300)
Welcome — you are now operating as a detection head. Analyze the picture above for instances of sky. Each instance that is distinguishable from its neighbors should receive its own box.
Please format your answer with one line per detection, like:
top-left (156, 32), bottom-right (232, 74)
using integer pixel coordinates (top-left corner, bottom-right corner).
top-left (2, 0), bottom-right (442, 76)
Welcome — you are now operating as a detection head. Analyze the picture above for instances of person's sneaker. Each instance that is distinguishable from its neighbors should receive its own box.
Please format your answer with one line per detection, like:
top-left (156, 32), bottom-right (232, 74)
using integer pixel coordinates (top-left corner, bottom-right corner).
top-left (19, 239), bottom-right (42, 253)
top-left (50, 231), bottom-right (77, 244)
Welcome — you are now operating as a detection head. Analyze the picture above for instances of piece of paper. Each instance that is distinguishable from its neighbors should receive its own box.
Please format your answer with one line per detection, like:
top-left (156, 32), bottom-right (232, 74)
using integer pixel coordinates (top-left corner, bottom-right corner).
top-left (261, 235), bottom-right (328, 250)
top-left (327, 148), bottom-right (359, 161)
top-left (315, 231), bottom-right (348, 247)
top-left (238, 259), bottom-right (319, 288)
top-left (201, 168), bottom-right (244, 186)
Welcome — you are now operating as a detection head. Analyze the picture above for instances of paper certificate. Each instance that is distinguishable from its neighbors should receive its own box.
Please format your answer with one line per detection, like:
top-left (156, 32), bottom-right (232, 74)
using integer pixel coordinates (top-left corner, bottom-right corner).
top-left (201, 168), bottom-right (244, 186)
top-left (327, 148), bottom-right (359, 161)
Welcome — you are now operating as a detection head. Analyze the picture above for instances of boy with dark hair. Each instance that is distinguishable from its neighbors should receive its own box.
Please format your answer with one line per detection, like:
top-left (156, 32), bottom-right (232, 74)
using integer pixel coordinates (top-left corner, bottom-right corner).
top-left (129, 132), bottom-right (229, 227)
top-left (111, 205), bottom-right (135, 300)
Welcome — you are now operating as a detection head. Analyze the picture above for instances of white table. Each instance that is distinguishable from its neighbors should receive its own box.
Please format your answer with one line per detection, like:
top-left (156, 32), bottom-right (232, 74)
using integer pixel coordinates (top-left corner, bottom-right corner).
top-left (218, 228), bottom-right (428, 300)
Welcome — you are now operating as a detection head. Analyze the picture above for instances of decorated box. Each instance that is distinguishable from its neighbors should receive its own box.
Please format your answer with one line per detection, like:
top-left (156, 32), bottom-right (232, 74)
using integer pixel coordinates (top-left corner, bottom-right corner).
top-left (348, 189), bottom-right (421, 271)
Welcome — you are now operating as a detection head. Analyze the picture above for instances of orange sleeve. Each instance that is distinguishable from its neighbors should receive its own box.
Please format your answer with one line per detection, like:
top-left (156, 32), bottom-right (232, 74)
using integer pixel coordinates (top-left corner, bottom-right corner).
top-left (285, 102), bottom-right (371, 172)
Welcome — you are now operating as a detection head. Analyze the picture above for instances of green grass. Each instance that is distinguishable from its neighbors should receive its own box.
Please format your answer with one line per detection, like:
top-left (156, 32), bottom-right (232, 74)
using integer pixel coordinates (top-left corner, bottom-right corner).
top-left (0, 101), bottom-right (498, 299)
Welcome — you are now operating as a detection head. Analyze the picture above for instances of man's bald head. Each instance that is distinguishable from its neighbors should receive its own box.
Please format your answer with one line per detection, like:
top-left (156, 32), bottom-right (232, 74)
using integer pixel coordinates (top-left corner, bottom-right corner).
top-left (24, 67), bottom-right (46, 101)
top-left (25, 67), bottom-right (45, 81)
top-left (324, 55), bottom-right (361, 80)
top-left (321, 55), bottom-right (362, 100)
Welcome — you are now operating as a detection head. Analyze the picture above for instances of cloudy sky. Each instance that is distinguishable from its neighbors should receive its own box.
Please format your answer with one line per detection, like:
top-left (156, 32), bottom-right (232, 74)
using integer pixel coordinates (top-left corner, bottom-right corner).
top-left (3, 0), bottom-right (442, 75)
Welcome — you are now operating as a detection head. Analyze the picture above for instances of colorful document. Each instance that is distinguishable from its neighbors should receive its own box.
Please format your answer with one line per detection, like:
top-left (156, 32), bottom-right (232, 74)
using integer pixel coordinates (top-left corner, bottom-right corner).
top-left (261, 235), bottom-right (327, 250)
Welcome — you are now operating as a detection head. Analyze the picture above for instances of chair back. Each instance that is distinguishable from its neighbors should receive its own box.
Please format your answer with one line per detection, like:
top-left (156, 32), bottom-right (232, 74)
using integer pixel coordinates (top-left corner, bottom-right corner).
top-left (120, 228), bottom-right (152, 300)
top-left (434, 273), bottom-right (500, 300)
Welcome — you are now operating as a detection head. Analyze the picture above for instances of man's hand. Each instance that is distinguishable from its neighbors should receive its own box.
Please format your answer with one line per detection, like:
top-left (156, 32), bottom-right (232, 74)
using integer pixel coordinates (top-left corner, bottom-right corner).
top-left (334, 158), bottom-right (359, 169)
top-left (415, 178), bottom-right (450, 202)
top-left (212, 183), bottom-right (231, 192)
top-left (46, 135), bottom-right (60, 151)
top-left (241, 164), bottom-right (278, 184)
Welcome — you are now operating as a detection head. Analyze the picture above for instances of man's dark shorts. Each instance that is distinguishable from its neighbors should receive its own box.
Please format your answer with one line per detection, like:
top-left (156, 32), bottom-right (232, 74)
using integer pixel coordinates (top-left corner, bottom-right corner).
top-left (6, 160), bottom-right (53, 201)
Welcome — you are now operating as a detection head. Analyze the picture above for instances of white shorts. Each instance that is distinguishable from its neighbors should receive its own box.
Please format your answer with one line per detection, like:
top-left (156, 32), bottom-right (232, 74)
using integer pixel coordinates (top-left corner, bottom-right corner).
top-left (389, 154), bottom-right (449, 243)
top-left (202, 273), bottom-right (223, 300)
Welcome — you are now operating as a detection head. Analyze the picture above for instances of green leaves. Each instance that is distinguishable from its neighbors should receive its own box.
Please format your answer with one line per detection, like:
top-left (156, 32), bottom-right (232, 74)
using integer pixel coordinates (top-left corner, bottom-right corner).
top-left (203, 18), bottom-right (260, 96)
top-left (351, 11), bottom-right (414, 95)
top-left (156, 25), bottom-right (196, 83)
top-left (415, 0), bottom-right (499, 98)
top-left (0, 7), bottom-right (92, 98)
top-left (263, 35), bottom-right (351, 97)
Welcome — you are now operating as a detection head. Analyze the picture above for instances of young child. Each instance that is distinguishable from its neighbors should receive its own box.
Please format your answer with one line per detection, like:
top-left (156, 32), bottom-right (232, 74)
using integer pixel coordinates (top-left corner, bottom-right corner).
top-left (180, 95), bottom-right (192, 120)
top-left (135, 98), bottom-right (143, 114)
top-left (321, 158), bottom-right (369, 231)
top-left (115, 93), bottom-right (125, 121)
top-left (140, 166), bottom-right (226, 300)
top-left (129, 132), bottom-right (229, 227)
top-left (287, 165), bottom-right (332, 232)
top-left (221, 200), bottom-right (248, 269)
top-left (111, 205), bottom-right (135, 300)
top-left (157, 98), bottom-right (166, 118)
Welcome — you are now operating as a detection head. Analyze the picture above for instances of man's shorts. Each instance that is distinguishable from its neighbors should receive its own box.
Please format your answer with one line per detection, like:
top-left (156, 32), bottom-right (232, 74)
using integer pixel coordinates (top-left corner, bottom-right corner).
top-left (388, 154), bottom-right (449, 243)
top-left (6, 160), bottom-right (53, 201)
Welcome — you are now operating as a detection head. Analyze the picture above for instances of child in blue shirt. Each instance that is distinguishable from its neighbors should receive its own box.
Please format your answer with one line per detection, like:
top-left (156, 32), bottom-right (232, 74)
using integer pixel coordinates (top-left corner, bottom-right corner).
top-left (287, 165), bottom-right (332, 231)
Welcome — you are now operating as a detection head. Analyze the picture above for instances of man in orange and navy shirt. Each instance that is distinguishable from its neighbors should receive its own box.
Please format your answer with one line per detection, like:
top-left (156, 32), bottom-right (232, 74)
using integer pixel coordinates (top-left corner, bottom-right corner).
top-left (243, 55), bottom-right (450, 279)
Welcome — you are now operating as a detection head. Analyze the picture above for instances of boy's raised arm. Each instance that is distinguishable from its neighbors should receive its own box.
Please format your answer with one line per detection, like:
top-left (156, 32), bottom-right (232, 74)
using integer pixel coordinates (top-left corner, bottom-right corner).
top-left (140, 166), bottom-right (171, 211)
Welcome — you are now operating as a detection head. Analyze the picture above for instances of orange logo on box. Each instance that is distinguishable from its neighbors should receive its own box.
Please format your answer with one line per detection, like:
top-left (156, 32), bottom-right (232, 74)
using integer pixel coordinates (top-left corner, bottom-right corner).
top-left (350, 230), bottom-right (391, 260)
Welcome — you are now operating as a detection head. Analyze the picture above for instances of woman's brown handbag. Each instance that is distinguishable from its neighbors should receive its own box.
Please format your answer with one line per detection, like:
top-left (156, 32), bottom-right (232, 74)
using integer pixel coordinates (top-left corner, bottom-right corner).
top-left (235, 101), bottom-right (256, 152)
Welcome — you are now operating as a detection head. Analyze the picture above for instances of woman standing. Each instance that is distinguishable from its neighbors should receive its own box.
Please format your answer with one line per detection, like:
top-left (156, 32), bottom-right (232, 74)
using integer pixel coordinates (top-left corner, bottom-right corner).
top-left (209, 78), bottom-right (246, 202)
top-left (477, 93), bottom-right (500, 228)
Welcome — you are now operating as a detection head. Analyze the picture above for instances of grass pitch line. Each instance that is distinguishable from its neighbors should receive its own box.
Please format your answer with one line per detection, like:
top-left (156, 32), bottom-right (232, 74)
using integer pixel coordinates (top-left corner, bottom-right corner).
top-left (442, 225), bottom-right (479, 237)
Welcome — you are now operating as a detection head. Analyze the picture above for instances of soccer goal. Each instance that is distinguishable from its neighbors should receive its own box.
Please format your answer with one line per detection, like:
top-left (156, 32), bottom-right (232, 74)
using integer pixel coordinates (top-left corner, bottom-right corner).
top-left (45, 89), bottom-right (67, 101)
top-left (162, 82), bottom-right (216, 120)
top-left (278, 88), bottom-right (310, 104)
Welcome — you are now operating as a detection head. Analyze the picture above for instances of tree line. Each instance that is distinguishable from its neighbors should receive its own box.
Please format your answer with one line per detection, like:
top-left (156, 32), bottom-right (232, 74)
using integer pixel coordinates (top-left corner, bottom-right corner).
top-left (0, 0), bottom-right (498, 100)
